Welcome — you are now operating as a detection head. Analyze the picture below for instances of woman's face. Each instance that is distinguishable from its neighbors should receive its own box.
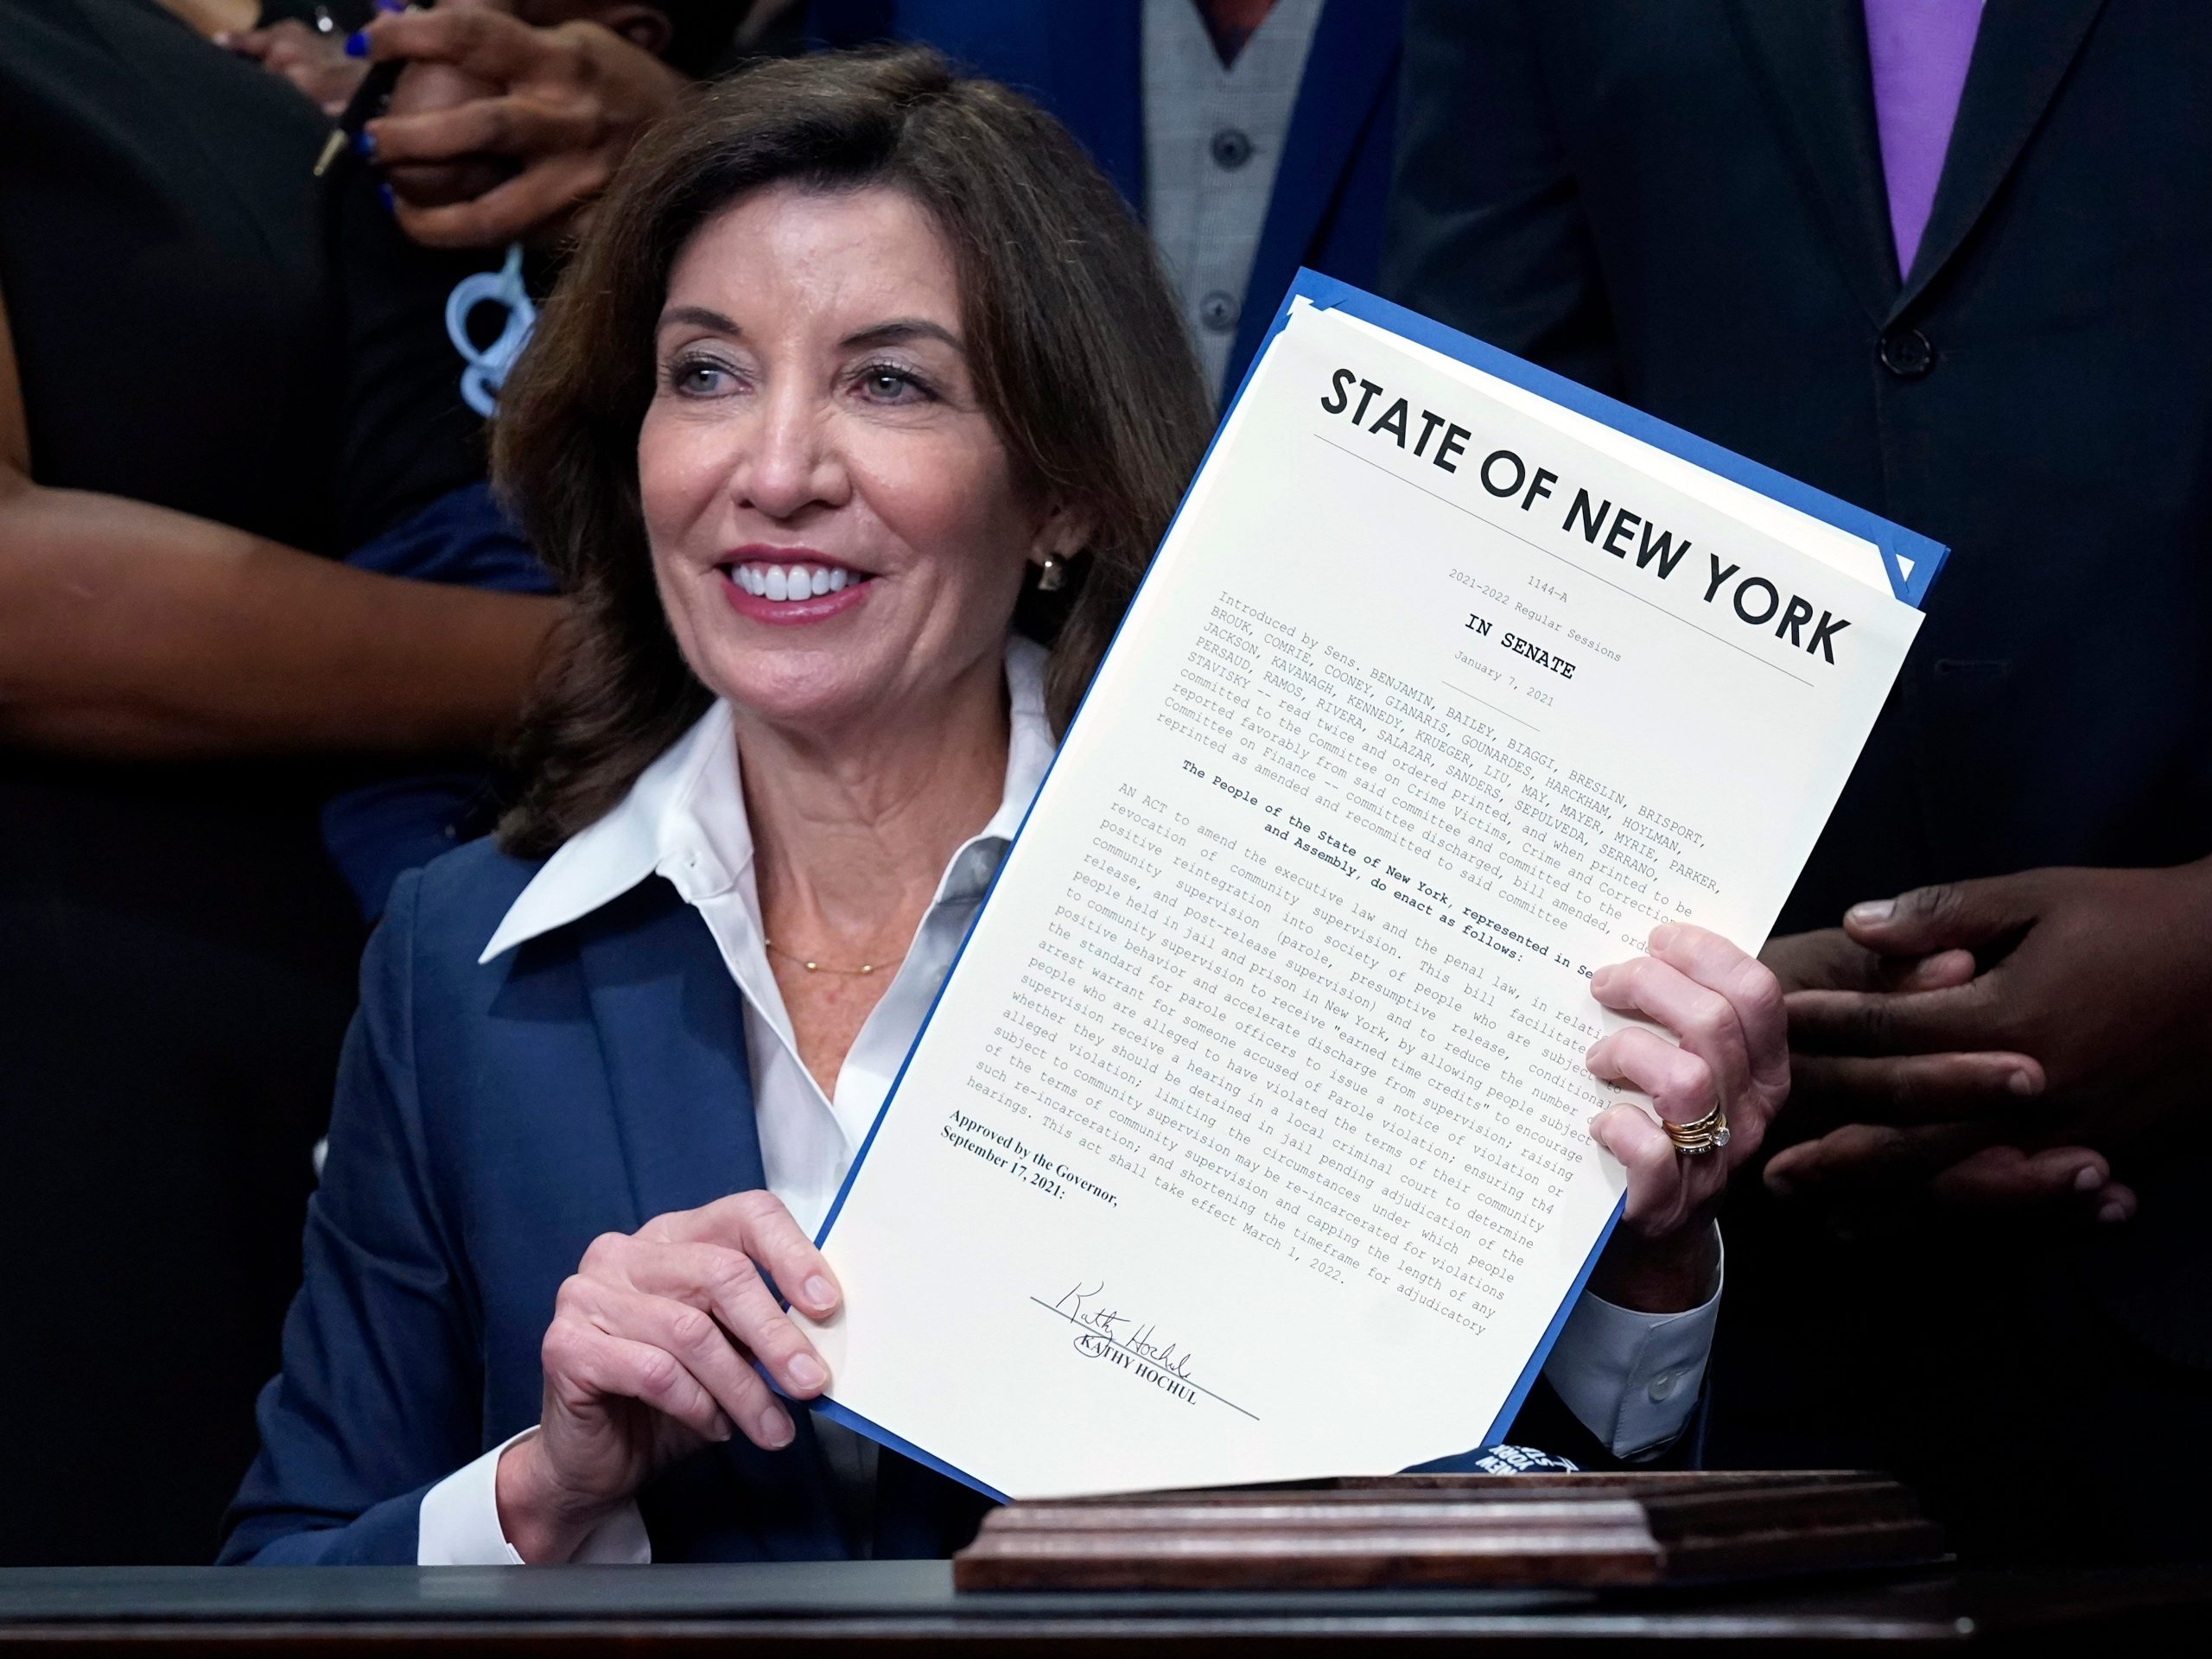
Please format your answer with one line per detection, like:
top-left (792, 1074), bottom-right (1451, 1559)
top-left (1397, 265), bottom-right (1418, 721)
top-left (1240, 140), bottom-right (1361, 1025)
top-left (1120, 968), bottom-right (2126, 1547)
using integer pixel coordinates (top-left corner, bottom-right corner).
top-left (639, 183), bottom-right (1057, 734)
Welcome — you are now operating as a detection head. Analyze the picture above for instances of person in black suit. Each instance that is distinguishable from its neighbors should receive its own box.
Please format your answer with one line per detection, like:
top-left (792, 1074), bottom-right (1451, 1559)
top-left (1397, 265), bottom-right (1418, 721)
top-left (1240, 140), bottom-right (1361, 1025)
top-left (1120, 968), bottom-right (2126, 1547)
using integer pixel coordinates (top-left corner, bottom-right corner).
top-left (1383, 0), bottom-right (2212, 1562)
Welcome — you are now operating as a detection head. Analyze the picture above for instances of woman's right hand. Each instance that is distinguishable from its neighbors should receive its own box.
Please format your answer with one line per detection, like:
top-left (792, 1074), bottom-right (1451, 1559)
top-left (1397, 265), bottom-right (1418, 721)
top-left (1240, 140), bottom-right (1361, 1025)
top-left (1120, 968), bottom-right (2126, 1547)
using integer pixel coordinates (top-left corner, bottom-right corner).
top-left (495, 1192), bottom-right (840, 1562)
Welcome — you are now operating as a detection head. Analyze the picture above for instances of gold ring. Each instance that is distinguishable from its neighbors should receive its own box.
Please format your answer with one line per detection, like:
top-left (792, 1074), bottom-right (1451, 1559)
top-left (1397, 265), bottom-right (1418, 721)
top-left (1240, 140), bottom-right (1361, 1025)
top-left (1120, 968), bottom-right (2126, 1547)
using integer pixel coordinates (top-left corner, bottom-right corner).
top-left (1663, 1103), bottom-right (1731, 1156)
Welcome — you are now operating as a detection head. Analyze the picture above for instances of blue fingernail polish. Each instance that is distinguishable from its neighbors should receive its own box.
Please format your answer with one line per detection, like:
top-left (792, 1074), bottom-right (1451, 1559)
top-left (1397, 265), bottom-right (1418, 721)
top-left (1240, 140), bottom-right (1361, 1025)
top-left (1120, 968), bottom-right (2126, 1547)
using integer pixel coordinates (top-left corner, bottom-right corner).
top-left (377, 182), bottom-right (396, 213)
top-left (344, 29), bottom-right (368, 57)
top-left (353, 127), bottom-right (376, 158)
top-left (375, 0), bottom-right (405, 12)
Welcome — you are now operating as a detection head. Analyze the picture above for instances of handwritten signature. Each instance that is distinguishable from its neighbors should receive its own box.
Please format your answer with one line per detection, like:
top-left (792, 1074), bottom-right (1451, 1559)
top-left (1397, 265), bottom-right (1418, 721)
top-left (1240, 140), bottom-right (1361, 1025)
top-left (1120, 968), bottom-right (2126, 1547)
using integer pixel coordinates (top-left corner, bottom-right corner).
top-left (1052, 1280), bottom-right (1198, 1380)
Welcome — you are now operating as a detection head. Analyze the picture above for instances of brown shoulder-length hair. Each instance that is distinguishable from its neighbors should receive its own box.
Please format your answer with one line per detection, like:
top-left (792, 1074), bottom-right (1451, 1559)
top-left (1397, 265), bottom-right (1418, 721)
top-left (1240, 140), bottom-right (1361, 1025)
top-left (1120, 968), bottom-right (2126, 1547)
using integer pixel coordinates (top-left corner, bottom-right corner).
top-left (492, 46), bottom-right (1212, 858)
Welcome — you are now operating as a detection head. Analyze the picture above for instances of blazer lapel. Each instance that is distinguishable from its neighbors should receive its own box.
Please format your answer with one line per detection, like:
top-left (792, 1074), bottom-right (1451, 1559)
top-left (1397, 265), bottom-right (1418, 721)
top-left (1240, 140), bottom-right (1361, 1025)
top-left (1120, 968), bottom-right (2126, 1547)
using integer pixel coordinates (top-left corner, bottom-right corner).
top-left (1046, 0), bottom-right (1145, 209)
top-left (1894, 0), bottom-right (2107, 313)
top-left (570, 880), bottom-right (872, 1558)
top-left (573, 878), bottom-right (766, 1227)
top-left (1238, 0), bottom-right (1401, 328)
top-left (1724, 0), bottom-right (1899, 327)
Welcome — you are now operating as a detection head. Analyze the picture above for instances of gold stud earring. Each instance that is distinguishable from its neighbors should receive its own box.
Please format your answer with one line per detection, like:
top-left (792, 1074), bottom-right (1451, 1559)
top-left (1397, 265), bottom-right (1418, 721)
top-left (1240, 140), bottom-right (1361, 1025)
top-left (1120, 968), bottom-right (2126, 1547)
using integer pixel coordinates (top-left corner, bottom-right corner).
top-left (1036, 554), bottom-right (1068, 592)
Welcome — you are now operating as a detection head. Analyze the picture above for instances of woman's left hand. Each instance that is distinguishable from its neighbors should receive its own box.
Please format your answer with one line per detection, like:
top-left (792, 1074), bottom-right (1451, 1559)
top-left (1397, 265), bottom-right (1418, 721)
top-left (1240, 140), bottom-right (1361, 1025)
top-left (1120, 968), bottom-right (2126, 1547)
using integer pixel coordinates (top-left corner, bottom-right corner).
top-left (1580, 924), bottom-right (1788, 1308)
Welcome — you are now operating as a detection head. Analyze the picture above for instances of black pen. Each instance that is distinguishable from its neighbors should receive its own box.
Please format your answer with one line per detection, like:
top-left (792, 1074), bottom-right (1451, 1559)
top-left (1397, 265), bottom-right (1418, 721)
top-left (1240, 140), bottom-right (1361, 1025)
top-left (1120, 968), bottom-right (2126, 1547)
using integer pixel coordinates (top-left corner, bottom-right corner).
top-left (313, 1), bottom-right (438, 179)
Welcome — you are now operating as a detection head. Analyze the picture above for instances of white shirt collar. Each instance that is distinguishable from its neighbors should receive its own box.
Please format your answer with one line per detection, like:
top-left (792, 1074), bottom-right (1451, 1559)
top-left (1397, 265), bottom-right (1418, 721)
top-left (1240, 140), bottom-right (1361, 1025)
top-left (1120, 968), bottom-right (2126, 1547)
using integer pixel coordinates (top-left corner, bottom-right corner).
top-left (481, 636), bottom-right (1056, 963)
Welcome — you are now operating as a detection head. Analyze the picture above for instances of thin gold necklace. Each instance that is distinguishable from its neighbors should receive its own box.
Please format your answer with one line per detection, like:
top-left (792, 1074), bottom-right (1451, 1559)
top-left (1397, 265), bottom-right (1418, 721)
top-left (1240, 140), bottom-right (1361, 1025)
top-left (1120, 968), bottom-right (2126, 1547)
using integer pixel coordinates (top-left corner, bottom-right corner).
top-left (763, 937), bottom-right (909, 977)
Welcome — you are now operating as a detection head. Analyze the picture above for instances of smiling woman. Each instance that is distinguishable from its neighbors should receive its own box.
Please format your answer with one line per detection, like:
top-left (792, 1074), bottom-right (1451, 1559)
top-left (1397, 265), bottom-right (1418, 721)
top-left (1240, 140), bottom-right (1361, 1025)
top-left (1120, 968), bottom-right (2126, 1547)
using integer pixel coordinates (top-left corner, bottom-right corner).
top-left (222, 45), bottom-right (1783, 1571)
top-left (220, 46), bottom-right (1220, 1568)
top-left (493, 49), bottom-right (1211, 854)
top-left (634, 184), bottom-right (1056, 756)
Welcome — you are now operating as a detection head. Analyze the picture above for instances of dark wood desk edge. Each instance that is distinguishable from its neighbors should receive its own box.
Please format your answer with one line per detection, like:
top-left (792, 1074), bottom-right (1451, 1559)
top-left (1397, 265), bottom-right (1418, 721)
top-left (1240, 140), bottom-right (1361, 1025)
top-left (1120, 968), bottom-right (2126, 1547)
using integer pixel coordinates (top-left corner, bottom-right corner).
top-left (1, 1567), bottom-right (2206, 1652)
top-left (0, 1611), bottom-right (1985, 1654)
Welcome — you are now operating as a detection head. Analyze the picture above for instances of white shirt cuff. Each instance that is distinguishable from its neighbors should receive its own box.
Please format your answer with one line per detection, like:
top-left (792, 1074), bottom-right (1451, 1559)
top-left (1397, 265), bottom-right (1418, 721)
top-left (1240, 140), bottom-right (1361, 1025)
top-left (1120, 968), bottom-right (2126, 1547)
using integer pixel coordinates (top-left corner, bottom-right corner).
top-left (1541, 1228), bottom-right (1723, 1460)
top-left (416, 1429), bottom-right (652, 1564)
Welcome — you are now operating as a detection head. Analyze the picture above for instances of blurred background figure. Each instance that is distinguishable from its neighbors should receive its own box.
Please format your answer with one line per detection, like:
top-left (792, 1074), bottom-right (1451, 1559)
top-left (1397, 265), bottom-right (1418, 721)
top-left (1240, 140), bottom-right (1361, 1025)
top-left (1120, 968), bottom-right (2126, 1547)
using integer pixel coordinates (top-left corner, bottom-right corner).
top-left (297, 3), bottom-right (792, 915)
top-left (336, 2), bottom-right (1395, 403)
top-left (0, 0), bottom-right (561, 1563)
top-left (816, 1), bottom-right (1406, 403)
top-left (1384, 0), bottom-right (2212, 1563)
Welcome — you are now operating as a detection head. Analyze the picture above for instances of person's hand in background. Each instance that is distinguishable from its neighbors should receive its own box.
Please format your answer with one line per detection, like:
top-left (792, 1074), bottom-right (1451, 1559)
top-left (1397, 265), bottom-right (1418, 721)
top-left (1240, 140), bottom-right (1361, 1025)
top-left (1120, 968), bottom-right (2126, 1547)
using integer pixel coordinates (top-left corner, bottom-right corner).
top-left (223, 16), bottom-right (372, 114)
top-left (357, 0), bottom-right (690, 250)
top-left (1760, 918), bottom-right (2127, 1224)
top-left (1760, 923), bottom-right (2034, 1154)
top-left (1758, 863), bottom-right (2212, 1223)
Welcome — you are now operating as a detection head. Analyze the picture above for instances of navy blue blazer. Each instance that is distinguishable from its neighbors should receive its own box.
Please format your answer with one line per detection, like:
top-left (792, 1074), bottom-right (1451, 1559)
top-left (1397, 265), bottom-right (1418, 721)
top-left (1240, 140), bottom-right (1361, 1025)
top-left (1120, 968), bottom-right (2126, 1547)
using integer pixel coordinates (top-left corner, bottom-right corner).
top-left (219, 840), bottom-right (992, 1564)
top-left (812, 0), bottom-right (1404, 397)
top-left (221, 838), bottom-right (1644, 1564)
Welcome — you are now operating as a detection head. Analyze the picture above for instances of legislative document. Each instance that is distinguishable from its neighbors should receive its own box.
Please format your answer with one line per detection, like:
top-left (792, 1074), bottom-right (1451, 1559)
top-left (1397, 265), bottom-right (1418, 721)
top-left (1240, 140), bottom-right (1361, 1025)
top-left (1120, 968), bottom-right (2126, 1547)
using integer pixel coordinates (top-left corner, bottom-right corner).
top-left (800, 275), bottom-right (1945, 1499)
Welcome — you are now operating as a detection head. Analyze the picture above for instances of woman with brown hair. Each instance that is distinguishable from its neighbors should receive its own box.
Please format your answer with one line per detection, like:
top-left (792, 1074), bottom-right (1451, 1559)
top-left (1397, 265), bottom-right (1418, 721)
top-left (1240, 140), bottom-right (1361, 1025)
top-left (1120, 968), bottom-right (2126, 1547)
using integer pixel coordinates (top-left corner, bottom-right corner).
top-left (222, 46), bottom-right (1785, 1565)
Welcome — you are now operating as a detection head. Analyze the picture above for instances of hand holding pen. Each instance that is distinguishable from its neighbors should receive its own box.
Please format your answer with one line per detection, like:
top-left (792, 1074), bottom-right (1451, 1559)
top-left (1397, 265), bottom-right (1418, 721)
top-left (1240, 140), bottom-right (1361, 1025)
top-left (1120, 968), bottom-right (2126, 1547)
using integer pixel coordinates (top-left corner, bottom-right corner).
top-left (313, 2), bottom-right (437, 178)
top-left (321, 0), bottom-right (690, 249)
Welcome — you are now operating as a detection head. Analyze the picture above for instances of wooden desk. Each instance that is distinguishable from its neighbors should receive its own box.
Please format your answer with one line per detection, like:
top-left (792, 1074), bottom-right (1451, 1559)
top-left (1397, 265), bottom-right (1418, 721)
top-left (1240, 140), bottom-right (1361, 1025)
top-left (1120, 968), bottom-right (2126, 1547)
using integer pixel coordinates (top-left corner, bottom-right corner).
top-left (2, 1562), bottom-right (2208, 1653)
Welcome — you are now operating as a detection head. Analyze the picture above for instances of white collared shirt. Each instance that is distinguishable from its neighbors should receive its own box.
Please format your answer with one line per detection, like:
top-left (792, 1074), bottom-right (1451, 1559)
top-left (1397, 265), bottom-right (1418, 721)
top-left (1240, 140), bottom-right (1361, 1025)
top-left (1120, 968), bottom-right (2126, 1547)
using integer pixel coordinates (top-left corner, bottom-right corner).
top-left (417, 639), bottom-right (1717, 1564)
top-left (479, 639), bottom-right (1059, 1243)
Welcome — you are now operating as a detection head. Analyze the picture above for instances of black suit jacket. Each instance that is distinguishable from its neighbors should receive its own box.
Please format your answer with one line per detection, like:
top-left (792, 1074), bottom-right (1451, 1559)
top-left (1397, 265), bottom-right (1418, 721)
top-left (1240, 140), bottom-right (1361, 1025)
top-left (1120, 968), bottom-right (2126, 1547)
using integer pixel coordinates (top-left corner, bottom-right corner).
top-left (1383, 0), bottom-right (2212, 1562)
top-left (1384, 0), bottom-right (2212, 936)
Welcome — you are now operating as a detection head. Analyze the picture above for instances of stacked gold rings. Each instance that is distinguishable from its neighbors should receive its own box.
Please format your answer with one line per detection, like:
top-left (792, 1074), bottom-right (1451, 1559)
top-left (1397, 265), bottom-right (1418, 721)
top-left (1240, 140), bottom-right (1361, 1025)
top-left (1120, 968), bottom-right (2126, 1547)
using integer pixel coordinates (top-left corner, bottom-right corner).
top-left (1664, 1103), bottom-right (1732, 1156)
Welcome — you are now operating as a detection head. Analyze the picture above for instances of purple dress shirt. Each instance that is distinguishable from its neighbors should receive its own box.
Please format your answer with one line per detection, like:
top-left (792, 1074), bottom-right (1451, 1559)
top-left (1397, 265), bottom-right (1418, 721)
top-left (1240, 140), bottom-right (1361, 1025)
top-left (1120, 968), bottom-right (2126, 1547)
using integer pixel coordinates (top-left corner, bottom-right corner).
top-left (1862, 0), bottom-right (1986, 276)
